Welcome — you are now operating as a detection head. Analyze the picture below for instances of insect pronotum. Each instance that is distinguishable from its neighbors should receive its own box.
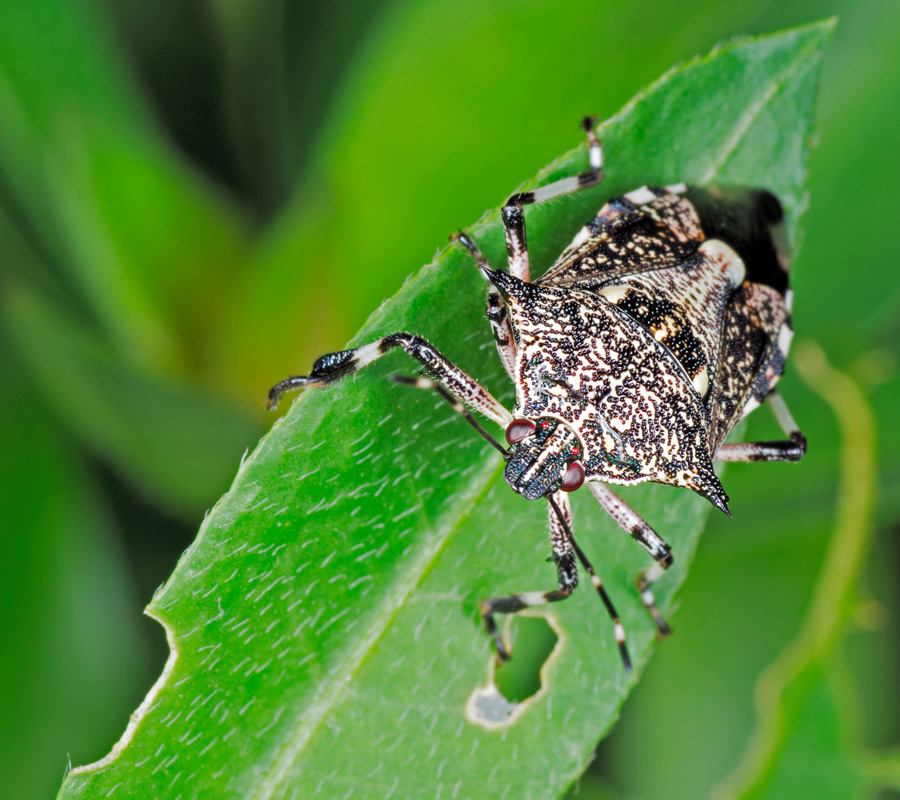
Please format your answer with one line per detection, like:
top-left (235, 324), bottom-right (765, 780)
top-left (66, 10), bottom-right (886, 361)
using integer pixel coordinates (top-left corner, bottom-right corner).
top-left (268, 118), bottom-right (807, 671)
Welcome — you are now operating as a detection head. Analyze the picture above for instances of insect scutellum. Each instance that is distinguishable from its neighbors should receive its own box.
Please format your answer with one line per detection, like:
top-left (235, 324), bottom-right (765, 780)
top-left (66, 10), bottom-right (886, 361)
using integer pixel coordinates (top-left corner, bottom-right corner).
top-left (268, 117), bottom-right (807, 672)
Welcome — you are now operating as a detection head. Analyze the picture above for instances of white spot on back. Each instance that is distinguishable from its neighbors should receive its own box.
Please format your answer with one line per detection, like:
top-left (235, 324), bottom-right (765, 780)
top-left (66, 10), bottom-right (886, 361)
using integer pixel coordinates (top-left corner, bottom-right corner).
top-left (777, 323), bottom-right (794, 357)
top-left (598, 284), bottom-right (629, 303)
top-left (568, 226), bottom-right (592, 249)
top-left (699, 239), bottom-right (746, 286)
top-left (625, 186), bottom-right (656, 205)
top-left (692, 366), bottom-right (709, 396)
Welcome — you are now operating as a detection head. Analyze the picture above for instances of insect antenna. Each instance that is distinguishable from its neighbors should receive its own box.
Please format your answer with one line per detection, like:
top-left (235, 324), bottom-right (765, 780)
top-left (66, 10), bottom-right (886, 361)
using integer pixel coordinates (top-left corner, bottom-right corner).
top-left (547, 494), bottom-right (632, 672)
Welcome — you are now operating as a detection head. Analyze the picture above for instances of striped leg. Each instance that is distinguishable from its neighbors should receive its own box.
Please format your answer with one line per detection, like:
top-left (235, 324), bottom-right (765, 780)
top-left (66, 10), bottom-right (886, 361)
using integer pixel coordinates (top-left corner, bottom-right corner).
top-left (480, 494), bottom-right (578, 662)
top-left (716, 392), bottom-right (808, 463)
top-left (549, 494), bottom-right (632, 671)
top-left (502, 116), bottom-right (604, 282)
top-left (485, 294), bottom-right (517, 379)
top-left (588, 483), bottom-right (673, 637)
top-left (268, 332), bottom-right (512, 428)
top-left (451, 231), bottom-right (517, 379)
top-left (388, 374), bottom-right (506, 455)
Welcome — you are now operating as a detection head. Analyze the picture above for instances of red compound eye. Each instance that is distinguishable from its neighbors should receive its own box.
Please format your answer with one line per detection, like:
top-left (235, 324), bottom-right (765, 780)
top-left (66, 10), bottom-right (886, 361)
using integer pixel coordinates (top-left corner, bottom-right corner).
top-left (561, 460), bottom-right (585, 492)
top-left (505, 418), bottom-right (536, 445)
top-left (571, 445), bottom-right (580, 456)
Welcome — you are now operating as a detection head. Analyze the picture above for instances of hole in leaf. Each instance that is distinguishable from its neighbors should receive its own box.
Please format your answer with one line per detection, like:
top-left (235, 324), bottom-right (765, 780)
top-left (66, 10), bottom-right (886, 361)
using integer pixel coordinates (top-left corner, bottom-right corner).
top-left (494, 615), bottom-right (558, 703)
top-left (465, 612), bottom-right (563, 729)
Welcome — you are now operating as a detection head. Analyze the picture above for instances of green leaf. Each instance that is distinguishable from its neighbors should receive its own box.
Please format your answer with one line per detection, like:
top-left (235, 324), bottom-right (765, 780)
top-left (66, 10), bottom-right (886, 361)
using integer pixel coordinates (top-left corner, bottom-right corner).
top-left (59, 22), bottom-right (832, 798)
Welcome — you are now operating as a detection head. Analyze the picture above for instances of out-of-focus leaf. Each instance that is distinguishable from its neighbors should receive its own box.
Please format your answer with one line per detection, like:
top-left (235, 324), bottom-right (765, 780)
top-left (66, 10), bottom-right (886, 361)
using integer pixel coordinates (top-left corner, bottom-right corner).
top-left (735, 661), bottom-right (863, 799)
top-left (790, 0), bottom-right (900, 499)
top-left (793, 1), bottom-right (900, 367)
top-left (100, 0), bottom-right (246, 201)
top-left (2, 286), bottom-right (261, 519)
top-left (205, 0), bottom-right (391, 217)
top-left (0, 351), bottom-right (151, 799)
top-left (0, 0), bottom-right (247, 375)
top-left (59, 24), bottom-right (830, 799)
top-left (207, 0), bottom-right (290, 216)
top-left (860, 748), bottom-right (900, 794)
top-left (715, 343), bottom-right (876, 799)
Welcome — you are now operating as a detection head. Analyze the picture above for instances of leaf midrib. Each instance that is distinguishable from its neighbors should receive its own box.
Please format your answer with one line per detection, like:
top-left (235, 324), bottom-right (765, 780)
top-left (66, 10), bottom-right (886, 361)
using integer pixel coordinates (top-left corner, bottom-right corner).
top-left (253, 448), bottom-right (504, 799)
top-left (700, 33), bottom-right (824, 184)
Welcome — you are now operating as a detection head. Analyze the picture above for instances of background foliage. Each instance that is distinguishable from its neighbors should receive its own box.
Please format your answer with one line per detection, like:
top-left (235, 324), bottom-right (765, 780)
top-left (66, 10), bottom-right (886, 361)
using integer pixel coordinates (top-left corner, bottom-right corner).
top-left (0, 1), bottom-right (898, 799)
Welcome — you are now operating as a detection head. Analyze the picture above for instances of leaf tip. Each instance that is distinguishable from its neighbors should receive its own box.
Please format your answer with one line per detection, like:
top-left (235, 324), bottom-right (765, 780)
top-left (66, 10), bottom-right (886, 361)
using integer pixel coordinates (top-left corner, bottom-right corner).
top-left (790, 16), bottom-right (839, 42)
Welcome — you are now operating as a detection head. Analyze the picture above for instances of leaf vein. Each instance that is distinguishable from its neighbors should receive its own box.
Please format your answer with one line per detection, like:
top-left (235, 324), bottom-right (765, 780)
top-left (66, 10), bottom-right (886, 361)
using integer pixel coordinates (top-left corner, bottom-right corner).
top-left (252, 459), bottom-right (502, 799)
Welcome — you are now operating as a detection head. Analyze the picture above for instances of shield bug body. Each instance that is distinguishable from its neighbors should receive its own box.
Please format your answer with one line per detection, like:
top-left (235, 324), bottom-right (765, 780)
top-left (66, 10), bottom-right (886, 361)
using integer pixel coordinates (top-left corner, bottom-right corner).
top-left (269, 118), bottom-right (807, 670)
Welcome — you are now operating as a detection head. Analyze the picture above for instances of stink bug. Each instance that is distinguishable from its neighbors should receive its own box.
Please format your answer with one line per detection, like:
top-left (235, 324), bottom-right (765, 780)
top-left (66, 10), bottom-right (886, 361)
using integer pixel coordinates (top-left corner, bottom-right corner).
top-left (268, 118), bottom-right (807, 671)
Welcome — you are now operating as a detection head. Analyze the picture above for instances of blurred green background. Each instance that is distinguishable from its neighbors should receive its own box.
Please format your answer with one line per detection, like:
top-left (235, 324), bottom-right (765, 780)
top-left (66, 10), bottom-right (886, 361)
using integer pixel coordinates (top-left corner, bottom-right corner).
top-left (1, 1), bottom-right (898, 798)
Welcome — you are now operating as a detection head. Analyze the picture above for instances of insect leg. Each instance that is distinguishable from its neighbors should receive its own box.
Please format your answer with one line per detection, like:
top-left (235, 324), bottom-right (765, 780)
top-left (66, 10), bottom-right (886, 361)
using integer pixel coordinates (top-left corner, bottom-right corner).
top-left (502, 117), bottom-right (604, 282)
top-left (715, 391), bottom-right (808, 462)
top-left (484, 293), bottom-right (517, 379)
top-left (480, 494), bottom-right (578, 662)
top-left (451, 231), bottom-right (517, 379)
top-left (549, 494), bottom-right (632, 671)
top-left (388, 374), bottom-right (507, 455)
top-left (268, 332), bottom-right (512, 427)
top-left (588, 483), bottom-right (673, 637)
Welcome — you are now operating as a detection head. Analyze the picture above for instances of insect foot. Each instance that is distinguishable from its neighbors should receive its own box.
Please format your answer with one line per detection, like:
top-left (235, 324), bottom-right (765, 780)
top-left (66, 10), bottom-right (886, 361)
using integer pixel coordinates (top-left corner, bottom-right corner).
top-left (481, 586), bottom-right (574, 664)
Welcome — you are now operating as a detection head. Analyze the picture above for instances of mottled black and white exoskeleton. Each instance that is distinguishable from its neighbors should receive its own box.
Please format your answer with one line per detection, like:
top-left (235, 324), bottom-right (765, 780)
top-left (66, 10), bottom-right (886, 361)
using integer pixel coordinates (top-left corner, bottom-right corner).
top-left (268, 118), bottom-right (807, 671)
